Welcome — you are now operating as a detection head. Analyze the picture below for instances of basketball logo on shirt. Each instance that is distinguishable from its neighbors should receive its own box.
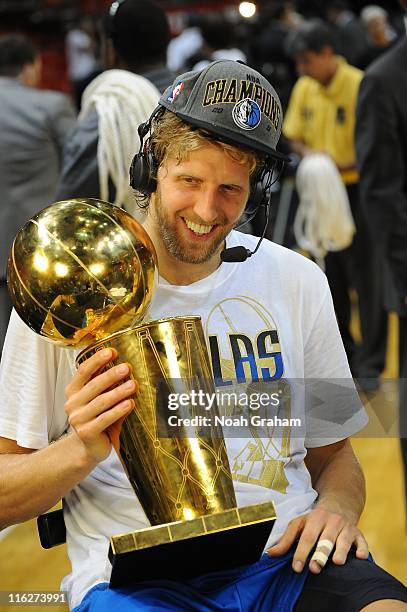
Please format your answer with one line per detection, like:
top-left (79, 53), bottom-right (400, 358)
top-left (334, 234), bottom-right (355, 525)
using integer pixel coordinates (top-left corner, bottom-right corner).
top-left (204, 295), bottom-right (290, 494)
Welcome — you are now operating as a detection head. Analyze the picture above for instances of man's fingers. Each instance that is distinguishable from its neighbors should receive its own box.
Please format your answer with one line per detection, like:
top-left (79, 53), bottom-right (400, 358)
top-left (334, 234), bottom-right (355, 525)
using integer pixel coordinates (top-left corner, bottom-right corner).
top-left (354, 532), bottom-right (369, 559)
top-left (267, 516), bottom-right (304, 556)
top-left (290, 508), bottom-right (346, 572)
top-left (79, 363), bottom-right (133, 406)
top-left (66, 361), bottom-right (133, 412)
top-left (268, 508), bottom-right (369, 576)
top-left (309, 537), bottom-right (335, 574)
top-left (330, 524), bottom-right (360, 566)
top-left (66, 348), bottom-right (117, 396)
top-left (68, 378), bottom-right (138, 427)
top-left (94, 399), bottom-right (135, 433)
top-left (76, 398), bottom-right (134, 442)
top-left (107, 412), bottom-right (133, 452)
top-left (291, 520), bottom-right (326, 572)
top-left (332, 529), bottom-right (369, 565)
top-left (89, 378), bottom-right (138, 416)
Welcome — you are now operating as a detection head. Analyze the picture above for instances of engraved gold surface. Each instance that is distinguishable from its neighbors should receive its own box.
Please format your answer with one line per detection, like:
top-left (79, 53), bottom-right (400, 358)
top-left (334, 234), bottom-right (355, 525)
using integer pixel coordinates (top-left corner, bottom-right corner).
top-left (110, 500), bottom-right (276, 554)
top-left (77, 317), bottom-right (237, 525)
top-left (7, 198), bottom-right (156, 347)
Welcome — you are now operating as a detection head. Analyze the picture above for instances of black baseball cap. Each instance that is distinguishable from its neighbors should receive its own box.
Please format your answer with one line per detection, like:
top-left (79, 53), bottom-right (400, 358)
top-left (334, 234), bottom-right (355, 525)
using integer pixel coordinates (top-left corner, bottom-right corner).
top-left (159, 60), bottom-right (288, 162)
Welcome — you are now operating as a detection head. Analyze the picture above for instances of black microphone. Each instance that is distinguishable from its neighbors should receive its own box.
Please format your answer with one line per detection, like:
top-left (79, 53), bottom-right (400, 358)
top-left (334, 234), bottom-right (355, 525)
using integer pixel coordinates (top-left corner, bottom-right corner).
top-left (220, 194), bottom-right (272, 263)
top-left (220, 246), bottom-right (252, 262)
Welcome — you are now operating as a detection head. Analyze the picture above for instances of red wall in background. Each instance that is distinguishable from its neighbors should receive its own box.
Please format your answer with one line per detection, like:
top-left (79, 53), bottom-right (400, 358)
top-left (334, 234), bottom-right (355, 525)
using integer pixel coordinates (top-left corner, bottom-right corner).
top-left (0, 0), bottom-right (238, 95)
top-left (40, 46), bottom-right (72, 95)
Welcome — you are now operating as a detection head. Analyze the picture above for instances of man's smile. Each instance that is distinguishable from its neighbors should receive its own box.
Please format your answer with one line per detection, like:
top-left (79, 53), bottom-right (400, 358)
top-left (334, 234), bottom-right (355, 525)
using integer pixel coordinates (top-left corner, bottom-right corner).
top-left (180, 216), bottom-right (218, 239)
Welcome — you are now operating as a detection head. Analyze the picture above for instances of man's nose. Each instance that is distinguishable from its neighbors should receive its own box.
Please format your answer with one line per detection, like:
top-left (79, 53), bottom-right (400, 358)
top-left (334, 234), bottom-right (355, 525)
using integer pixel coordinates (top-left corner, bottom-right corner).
top-left (192, 188), bottom-right (219, 224)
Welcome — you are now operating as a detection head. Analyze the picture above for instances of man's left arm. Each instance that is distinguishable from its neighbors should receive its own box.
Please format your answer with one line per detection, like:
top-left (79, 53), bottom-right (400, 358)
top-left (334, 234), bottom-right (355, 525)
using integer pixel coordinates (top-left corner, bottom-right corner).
top-left (268, 271), bottom-right (369, 574)
top-left (268, 438), bottom-right (369, 573)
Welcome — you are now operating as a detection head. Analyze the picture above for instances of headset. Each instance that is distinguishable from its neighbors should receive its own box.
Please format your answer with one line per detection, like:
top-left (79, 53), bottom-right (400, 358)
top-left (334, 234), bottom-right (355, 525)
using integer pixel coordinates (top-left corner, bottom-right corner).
top-left (130, 107), bottom-right (285, 262)
top-left (105, 0), bottom-right (126, 38)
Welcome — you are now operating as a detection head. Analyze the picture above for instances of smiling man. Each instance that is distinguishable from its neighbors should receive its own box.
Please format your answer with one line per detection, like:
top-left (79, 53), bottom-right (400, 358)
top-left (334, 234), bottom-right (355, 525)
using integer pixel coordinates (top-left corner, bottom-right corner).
top-left (148, 145), bottom-right (246, 265)
top-left (141, 112), bottom-right (259, 282)
top-left (1, 60), bottom-right (407, 611)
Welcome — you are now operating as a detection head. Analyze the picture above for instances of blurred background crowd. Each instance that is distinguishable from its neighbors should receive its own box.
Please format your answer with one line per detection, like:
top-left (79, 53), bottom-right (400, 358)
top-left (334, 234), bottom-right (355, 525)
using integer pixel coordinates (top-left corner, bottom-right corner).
top-left (0, 0), bottom-right (406, 536)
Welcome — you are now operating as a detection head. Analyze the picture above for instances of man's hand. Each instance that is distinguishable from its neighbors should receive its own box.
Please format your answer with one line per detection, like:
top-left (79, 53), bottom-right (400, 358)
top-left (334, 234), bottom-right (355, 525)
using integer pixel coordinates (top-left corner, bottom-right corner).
top-left (267, 506), bottom-right (369, 574)
top-left (64, 348), bottom-right (137, 465)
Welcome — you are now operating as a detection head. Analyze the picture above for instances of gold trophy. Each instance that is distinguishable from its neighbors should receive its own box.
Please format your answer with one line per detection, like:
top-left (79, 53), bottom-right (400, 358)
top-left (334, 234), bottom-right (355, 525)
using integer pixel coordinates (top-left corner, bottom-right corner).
top-left (8, 198), bottom-right (276, 585)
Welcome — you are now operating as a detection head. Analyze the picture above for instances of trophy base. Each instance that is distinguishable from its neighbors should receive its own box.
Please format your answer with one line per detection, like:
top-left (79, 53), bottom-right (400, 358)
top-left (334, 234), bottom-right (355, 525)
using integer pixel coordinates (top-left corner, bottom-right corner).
top-left (108, 501), bottom-right (276, 587)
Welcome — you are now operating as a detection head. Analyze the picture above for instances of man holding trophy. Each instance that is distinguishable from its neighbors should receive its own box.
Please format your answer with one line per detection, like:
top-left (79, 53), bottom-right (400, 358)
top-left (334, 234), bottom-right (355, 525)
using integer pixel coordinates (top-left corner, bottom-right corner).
top-left (1, 60), bottom-right (407, 611)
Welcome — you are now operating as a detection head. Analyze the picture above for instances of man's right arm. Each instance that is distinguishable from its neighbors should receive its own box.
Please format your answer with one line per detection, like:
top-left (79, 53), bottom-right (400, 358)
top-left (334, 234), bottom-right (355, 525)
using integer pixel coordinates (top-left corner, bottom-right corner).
top-left (0, 434), bottom-right (99, 529)
top-left (0, 348), bottom-right (136, 529)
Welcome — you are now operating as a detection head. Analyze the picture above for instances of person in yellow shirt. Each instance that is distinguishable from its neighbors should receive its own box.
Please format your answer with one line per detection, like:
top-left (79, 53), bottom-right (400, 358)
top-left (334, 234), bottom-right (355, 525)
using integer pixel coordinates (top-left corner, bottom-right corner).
top-left (283, 19), bottom-right (387, 391)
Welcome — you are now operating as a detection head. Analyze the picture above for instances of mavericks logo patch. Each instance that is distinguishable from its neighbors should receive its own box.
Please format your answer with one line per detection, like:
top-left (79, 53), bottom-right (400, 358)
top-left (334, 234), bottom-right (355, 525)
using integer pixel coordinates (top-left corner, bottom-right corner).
top-left (232, 98), bottom-right (261, 130)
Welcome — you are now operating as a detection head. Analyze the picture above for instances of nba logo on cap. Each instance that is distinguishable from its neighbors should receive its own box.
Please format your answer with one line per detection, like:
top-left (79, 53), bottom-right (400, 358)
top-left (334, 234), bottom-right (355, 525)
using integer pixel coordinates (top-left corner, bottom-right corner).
top-left (167, 82), bottom-right (185, 104)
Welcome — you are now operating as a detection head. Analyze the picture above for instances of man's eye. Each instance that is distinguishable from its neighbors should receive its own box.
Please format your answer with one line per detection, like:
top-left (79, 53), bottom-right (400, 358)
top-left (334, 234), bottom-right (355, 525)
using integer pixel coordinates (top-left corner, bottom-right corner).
top-left (222, 185), bottom-right (239, 193)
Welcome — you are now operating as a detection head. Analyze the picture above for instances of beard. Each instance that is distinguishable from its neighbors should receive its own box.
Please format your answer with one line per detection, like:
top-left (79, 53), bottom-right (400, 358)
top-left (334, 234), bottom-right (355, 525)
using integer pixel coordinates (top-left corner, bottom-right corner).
top-left (153, 191), bottom-right (235, 265)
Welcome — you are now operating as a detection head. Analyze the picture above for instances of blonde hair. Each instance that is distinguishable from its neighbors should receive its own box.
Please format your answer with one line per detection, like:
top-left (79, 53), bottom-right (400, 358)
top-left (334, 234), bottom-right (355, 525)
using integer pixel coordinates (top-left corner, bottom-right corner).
top-left (136, 110), bottom-right (264, 209)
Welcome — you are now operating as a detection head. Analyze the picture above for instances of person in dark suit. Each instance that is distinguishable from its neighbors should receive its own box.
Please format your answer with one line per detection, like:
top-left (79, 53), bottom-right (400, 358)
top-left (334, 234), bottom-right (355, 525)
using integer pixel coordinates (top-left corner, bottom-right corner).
top-left (356, 5), bottom-right (407, 510)
top-left (0, 35), bottom-right (76, 354)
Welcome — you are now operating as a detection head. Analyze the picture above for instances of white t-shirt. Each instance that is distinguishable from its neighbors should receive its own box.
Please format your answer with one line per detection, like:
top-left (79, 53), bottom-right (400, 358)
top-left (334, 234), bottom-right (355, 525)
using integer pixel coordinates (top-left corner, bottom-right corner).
top-left (0, 231), bottom-right (368, 609)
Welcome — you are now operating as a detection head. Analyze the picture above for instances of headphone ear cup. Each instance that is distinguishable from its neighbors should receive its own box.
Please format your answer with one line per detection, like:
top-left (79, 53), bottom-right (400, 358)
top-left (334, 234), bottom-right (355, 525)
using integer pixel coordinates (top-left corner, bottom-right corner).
top-left (129, 152), bottom-right (157, 195)
top-left (245, 180), bottom-right (265, 215)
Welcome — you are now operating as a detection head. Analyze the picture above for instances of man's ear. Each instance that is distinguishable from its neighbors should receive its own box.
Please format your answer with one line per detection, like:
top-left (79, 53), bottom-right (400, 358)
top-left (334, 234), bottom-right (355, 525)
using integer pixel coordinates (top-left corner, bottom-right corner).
top-left (321, 45), bottom-right (334, 59)
top-left (19, 56), bottom-right (41, 88)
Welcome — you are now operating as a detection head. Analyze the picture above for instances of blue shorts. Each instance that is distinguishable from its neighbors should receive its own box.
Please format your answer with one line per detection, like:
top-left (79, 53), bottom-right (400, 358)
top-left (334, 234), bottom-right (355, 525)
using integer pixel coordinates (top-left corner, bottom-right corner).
top-left (72, 548), bottom-right (307, 612)
top-left (72, 548), bottom-right (407, 612)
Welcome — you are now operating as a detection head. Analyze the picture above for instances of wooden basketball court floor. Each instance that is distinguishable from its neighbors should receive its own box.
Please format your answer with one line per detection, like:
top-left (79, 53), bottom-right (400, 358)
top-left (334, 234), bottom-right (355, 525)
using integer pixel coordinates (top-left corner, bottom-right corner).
top-left (1, 314), bottom-right (406, 611)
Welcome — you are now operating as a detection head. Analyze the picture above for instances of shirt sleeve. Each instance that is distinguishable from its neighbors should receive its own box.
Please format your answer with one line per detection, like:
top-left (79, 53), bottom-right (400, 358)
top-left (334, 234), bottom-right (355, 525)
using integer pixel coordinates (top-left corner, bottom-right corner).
top-left (283, 79), bottom-right (306, 142)
top-left (0, 310), bottom-right (72, 449)
top-left (303, 277), bottom-right (368, 447)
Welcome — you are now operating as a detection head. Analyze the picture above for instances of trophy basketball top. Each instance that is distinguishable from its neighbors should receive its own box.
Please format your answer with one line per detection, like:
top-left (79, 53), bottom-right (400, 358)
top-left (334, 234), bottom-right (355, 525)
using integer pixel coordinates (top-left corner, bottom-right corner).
top-left (7, 198), bottom-right (157, 348)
